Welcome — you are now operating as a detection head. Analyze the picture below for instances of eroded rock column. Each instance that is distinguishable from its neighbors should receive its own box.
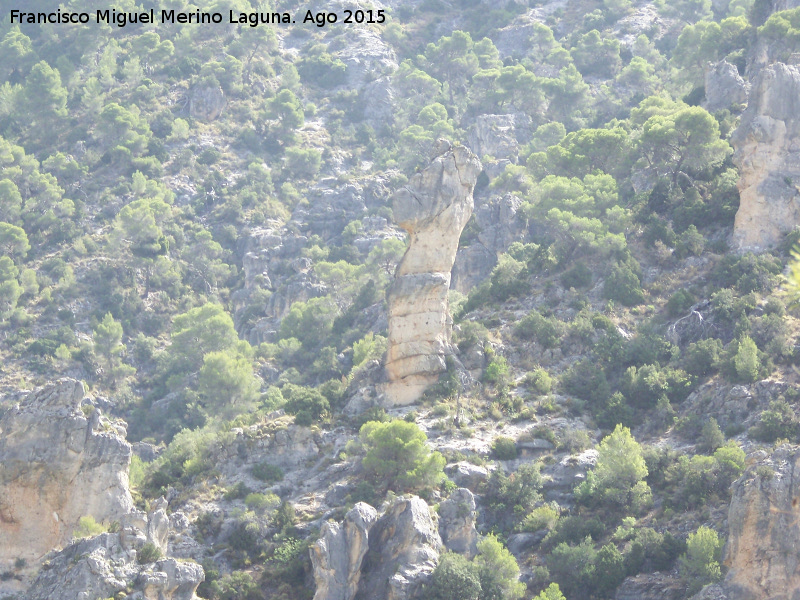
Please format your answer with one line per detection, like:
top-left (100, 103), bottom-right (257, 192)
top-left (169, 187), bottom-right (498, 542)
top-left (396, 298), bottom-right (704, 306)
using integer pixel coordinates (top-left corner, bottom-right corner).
top-left (732, 63), bottom-right (800, 251)
top-left (385, 140), bottom-right (481, 405)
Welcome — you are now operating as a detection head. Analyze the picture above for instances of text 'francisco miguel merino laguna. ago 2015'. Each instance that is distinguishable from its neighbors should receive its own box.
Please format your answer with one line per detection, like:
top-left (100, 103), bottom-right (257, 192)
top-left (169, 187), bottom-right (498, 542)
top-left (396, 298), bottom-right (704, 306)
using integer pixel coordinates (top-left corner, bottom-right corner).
top-left (9, 8), bottom-right (386, 27)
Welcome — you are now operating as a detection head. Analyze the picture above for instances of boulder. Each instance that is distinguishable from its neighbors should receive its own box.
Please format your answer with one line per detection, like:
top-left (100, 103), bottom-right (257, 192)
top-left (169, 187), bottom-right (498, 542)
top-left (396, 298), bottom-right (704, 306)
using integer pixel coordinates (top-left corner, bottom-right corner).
top-left (437, 488), bottom-right (478, 557)
top-left (189, 84), bottom-right (226, 121)
top-left (385, 140), bottom-right (481, 405)
top-left (356, 496), bottom-right (442, 600)
top-left (444, 461), bottom-right (491, 490)
top-left (310, 503), bottom-right (379, 600)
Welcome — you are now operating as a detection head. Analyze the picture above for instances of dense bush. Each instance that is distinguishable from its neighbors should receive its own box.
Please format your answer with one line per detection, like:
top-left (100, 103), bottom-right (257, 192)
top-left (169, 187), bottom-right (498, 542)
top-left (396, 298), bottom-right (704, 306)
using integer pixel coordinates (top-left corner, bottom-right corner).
top-left (515, 311), bottom-right (564, 348)
top-left (360, 419), bottom-right (445, 492)
top-left (282, 384), bottom-right (330, 426)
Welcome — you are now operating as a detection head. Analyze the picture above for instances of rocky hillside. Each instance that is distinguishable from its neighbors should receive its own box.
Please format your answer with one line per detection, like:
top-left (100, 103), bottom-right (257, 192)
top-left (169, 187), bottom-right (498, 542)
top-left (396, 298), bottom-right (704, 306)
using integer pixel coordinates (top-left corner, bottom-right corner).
top-left (2, 1), bottom-right (800, 599)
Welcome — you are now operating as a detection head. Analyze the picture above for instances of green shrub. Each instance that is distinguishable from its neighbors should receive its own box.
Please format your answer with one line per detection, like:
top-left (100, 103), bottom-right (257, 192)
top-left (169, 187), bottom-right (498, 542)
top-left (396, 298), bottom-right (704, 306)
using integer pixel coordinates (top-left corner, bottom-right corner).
top-left (492, 436), bottom-right (518, 460)
top-left (749, 399), bottom-right (799, 442)
top-left (73, 516), bottom-right (105, 539)
top-left (575, 425), bottom-right (649, 511)
top-left (223, 482), bottom-right (252, 501)
top-left (561, 361), bottom-right (611, 408)
top-left (515, 311), bottom-right (564, 348)
top-left (524, 368), bottom-right (553, 394)
top-left (428, 552), bottom-right (482, 600)
top-left (679, 527), bottom-right (723, 594)
top-left (484, 463), bottom-right (543, 516)
top-left (517, 504), bottom-right (559, 533)
top-left (603, 263), bottom-right (644, 306)
top-left (251, 462), bottom-right (284, 483)
top-left (360, 419), bottom-right (445, 492)
top-left (665, 289), bottom-right (694, 316)
top-left (682, 339), bottom-right (722, 377)
top-left (560, 262), bottom-right (592, 289)
top-left (137, 542), bottom-right (162, 564)
top-left (282, 384), bottom-right (330, 426)
top-left (489, 255), bottom-right (530, 301)
top-left (733, 335), bottom-right (760, 382)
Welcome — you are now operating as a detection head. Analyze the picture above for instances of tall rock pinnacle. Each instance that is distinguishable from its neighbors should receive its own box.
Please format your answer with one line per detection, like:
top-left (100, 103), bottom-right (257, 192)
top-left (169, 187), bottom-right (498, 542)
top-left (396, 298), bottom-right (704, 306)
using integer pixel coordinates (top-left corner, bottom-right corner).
top-left (384, 140), bottom-right (482, 405)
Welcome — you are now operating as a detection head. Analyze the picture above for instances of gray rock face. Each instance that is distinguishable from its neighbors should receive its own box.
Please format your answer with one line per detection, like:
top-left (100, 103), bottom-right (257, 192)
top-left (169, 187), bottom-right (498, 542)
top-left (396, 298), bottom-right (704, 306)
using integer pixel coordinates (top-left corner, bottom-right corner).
top-left (357, 497), bottom-right (442, 600)
top-left (0, 379), bottom-right (133, 568)
top-left (541, 449), bottom-right (598, 504)
top-left (310, 503), bottom-right (379, 600)
top-left (614, 573), bottom-right (685, 600)
top-left (704, 60), bottom-right (749, 113)
top-left (189, 84), bottom-right (226, 121)
top-left (24, 521), bottom-right (204, 600)
top-left (452, 193), bottom-right (525, 293)
top-left (719, 444), bottom-right (800, 600)
top-left (437, 488), bottom-right (478, 558)
top-left (311, 496), bottom-right (443, 600)
top-left (468, 114), bottom-right (522, 161)
top-left (731, 63), bottom-right (800, 250)
top-left (444, 462), bottom-right (490, 490)
top-left (385, 141), bottom-right (482, 405)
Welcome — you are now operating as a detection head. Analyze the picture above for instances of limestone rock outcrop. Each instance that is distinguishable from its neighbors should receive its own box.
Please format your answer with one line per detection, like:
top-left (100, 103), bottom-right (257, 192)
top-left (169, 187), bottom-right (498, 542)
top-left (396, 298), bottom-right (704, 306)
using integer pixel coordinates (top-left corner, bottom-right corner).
top-left (310, 503), bottom-right (378, 600)
top-left (716, 444), bottom-right (800, 600)
top-left (704, 60), bottom-right (749, 114)
top-left (0, 379), bottom-right (134, 568)
top-left (189, 84), bottom-right (226, 121)
top-left (437, 488), bottom-right (478, 558)
top-left (311, 496), bottom-right (443, 600)
top-left (356, 496), bottom-right (443, 600)
top-left (731, 63), bottom-right (800, 251)
top-left (385, 140), bottom-right (482, 405)
top-left (23, 506), bottom-right (203, 600)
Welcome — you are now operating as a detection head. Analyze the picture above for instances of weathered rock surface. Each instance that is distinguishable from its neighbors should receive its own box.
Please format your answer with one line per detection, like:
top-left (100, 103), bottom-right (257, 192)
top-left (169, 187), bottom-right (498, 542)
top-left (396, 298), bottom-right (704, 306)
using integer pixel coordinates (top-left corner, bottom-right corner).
top-left (444, 461), bottom-right (491, 490)
top-left (704, 60), bottom-right (749, 114)
top-left (311, 496), bottom-right (443, 600)
top-left (310, 503), bottom-right (379, 600)
top-left (717, 444), bottom-right (800, 600)
top-left (0, 379), bottom-right (134, 568)
top-left (189, 84), bottom-right (226, 121)
top-left (23, 506), bottom-right (203, 600)
top-left (385, 140), bottom-right (482, 405)
top-left (467, 114), bottom-right (525, 161)
top-left (356, 496), bottom-right (442, 600)
top-left (452, 193), bottom-right (526, 293)
top-left (732, 63), bottom-right (800, 250)
top-left (615, 572), bottom-right (686, 600)
top-left (437, 488), bottom-right (478, 557)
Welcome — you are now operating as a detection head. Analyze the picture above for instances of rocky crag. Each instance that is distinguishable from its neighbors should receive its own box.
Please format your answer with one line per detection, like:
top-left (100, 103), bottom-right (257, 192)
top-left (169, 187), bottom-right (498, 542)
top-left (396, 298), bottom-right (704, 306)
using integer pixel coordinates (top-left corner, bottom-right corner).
top-left (311, 491), bottom-right (478, 600)
top-left (731, 63), bottom-right (800, 251)
top-left (385, 140), bottom-right (482, 405)
top-left (23, 501), bottom-right (203, 600)
top-left (0, 379), bottom-right (134, 570)
top-left (695, 445), bottom-right (800, 600)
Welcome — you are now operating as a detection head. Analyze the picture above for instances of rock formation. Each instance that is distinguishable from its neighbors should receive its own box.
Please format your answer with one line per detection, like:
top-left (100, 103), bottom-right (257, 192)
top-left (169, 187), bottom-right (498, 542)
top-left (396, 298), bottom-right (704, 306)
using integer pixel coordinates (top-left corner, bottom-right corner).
top-left (704, 60), bottom-right (749, 114)
top-left (437, 488), bottom-right (478, 558)
top-left (731, 63), bottom-right (800, 251)
top-left (714, 444), bottom-right (800, 600)
top-left (310, 503), bottom-right (379, 600)
top-left (23, 506), bottom-right (204, 600)
top-left (0, 379), bottom-right (134, 569)
top-left (385, 140), bottom-right (482, 405)
top-left (189, 84), bottom-right (226, 121)
top-left (311, 496), bottom-right (443, 600)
